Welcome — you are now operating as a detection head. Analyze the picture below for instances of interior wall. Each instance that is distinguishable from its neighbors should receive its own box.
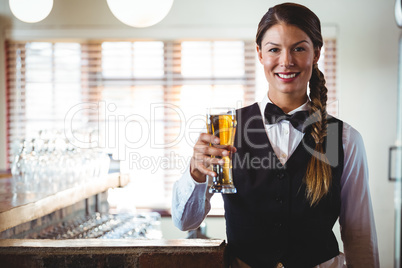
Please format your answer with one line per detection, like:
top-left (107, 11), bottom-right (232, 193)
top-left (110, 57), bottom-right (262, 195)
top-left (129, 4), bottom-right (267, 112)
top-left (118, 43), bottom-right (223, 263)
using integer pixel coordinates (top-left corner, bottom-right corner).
top-left (0, 0), bottom-right (8, 170)
top-left (0, 0), bottom-right (399, 267)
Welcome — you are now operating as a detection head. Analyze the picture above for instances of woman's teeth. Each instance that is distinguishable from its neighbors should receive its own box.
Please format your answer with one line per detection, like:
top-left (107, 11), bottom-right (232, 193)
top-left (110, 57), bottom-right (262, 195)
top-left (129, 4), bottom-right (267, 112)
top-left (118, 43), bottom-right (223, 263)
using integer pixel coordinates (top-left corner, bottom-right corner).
top-left (277, 73), bottom-right (297, 79)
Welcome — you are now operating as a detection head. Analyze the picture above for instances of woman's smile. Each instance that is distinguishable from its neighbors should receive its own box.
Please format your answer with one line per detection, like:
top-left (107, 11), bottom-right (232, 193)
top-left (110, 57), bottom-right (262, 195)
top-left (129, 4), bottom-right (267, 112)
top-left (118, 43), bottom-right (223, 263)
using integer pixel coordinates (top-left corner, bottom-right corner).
top-left (276, 72), bottom-right (300, 80)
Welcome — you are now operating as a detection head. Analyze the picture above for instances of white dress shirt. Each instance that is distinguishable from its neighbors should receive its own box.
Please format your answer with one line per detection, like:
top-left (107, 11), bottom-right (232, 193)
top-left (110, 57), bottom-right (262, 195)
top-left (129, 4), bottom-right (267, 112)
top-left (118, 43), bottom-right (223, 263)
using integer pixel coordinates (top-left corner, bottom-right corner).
top-left (172, 94), bottom-right (380, 268)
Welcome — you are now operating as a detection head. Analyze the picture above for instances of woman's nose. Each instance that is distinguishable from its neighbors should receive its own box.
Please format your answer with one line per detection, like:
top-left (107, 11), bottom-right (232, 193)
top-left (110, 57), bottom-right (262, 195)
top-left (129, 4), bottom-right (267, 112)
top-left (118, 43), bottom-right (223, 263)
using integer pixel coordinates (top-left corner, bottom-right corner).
top-left (280, 51), bottom-right (294, 68)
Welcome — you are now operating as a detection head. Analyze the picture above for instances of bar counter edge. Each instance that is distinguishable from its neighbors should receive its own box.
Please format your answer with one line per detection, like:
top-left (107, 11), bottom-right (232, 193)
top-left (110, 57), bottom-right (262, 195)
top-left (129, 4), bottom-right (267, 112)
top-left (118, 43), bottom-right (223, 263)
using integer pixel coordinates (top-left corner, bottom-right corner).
top-left (0, 239), bottom-right (228, 268)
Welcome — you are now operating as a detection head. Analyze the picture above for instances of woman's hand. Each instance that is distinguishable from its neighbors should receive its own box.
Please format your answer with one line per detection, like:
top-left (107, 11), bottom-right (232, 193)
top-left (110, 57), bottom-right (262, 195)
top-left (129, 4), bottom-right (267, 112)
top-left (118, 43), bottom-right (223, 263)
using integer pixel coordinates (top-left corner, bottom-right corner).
top-left (190, 133), bottom-right (237, 183)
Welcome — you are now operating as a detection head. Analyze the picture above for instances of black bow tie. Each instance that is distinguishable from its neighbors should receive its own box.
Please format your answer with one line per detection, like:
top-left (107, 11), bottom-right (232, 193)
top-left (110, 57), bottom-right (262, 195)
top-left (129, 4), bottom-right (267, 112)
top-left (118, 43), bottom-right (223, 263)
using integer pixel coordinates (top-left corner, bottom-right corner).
top-left (264, 103), bottom-right (309, 132)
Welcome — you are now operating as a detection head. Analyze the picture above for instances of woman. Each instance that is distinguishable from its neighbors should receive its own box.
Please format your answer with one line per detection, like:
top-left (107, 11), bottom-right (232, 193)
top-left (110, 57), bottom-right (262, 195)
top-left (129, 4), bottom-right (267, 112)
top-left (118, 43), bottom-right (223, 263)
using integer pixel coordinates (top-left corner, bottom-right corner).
top-left (172, 3), bottom-right (379, 267)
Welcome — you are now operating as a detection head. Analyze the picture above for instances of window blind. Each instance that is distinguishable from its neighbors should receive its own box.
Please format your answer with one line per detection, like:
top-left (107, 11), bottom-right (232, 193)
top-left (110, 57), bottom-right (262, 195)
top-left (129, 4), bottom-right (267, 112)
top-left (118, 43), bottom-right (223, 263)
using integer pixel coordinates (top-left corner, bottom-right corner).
top-left (322, 39), bottom-right (338, 117)
top-left (6, 42), bottom-right (86, 158)
top-left (5, 38), bottom-right (336, 209)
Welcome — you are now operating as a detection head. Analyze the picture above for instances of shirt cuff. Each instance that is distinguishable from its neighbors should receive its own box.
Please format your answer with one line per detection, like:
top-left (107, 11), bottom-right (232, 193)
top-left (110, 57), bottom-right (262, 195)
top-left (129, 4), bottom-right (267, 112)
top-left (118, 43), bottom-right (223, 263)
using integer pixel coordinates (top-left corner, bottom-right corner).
top-left (171, 166), bottom-right (209, 230)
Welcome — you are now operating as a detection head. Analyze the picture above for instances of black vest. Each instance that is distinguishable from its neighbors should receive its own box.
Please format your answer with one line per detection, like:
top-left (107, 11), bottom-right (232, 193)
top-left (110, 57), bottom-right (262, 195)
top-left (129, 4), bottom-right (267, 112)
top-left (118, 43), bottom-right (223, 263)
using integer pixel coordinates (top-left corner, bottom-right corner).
top-left (223, 103), bottom-right (344, 268)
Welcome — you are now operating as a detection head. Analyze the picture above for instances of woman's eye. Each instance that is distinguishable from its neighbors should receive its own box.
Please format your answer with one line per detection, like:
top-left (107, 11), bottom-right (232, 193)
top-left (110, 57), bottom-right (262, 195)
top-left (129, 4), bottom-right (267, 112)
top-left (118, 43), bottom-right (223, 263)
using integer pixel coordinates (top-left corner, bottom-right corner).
top-left (294, 47), bottom-right (305, 52)
top-left (268, 48), bottom-right (279, 52)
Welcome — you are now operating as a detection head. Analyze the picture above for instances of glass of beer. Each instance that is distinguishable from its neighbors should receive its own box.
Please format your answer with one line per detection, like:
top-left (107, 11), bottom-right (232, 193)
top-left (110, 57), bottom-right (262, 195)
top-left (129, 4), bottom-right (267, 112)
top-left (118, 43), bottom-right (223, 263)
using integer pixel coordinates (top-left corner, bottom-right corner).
top-left (206, 107), bottom-right (237, 194)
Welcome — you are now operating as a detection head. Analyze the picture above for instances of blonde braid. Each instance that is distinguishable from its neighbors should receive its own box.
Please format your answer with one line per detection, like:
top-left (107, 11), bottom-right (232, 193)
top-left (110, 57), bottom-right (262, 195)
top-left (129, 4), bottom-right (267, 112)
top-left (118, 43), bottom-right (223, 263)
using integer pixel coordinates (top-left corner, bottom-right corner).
top-left (305, 63), bottom-right (332, 206)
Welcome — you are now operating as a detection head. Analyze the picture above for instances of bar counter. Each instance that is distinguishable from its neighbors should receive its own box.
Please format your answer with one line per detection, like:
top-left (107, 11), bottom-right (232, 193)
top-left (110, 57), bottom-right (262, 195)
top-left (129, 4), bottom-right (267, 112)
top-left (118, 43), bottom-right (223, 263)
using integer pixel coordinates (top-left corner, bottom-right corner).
top-left (0, 174), bottom-right (227, 267)
top-left (0, 173), bottom-right (129, 233)
top-left (0, 239), bottom-right (226, 267)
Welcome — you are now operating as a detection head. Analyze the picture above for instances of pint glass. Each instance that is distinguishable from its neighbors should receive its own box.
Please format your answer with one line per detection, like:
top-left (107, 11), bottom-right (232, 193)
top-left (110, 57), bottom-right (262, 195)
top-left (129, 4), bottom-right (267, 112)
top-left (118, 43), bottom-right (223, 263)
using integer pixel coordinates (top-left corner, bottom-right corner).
top-left (206, 107), bottom-right (237, 194)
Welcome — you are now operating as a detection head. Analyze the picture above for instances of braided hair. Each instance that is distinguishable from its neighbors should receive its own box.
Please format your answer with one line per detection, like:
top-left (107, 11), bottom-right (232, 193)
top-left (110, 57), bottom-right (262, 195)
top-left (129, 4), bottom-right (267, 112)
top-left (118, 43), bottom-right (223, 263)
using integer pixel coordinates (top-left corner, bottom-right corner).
top-left (256, 3), bottom-right (331, 206)
top-left (306, 63), bottom-right (331, 205)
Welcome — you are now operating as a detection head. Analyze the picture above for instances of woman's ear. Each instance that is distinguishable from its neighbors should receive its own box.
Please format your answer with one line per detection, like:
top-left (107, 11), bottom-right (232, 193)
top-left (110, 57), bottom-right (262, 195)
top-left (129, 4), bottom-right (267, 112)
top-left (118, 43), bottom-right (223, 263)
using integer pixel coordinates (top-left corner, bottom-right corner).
top-left (313, 48), bottom-right (321, 64)
top-left (256, 45), bottom-right (263, 64)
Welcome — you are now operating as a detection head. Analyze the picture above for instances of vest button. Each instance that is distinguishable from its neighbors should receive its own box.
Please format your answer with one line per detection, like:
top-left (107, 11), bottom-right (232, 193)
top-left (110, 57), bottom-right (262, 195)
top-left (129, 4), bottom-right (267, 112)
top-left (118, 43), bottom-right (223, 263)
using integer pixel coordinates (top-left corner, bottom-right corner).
top-left (277, 173), bottom-right (285, 180)
top-left (275, 222), bottom-right (282, 228)
top-left (275, 196), bottom-right (283, 204)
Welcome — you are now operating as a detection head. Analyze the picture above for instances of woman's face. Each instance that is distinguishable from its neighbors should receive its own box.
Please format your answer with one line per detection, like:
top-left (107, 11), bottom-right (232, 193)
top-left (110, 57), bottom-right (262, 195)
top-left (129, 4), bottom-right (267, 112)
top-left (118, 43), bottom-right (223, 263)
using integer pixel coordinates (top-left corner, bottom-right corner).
top-left (257, 23), bottom-right (320, 101)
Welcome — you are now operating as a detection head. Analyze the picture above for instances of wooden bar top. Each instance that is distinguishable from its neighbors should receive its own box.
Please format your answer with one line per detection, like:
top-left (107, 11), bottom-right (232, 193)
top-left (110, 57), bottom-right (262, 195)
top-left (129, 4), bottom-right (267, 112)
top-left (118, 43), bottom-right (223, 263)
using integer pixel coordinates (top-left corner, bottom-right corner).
top-left (0, 239), bottom-right (227, 268)
top-left (0, 238), bottom-right (225, 249)
top-left (0, 173), bottom-right (129, 233)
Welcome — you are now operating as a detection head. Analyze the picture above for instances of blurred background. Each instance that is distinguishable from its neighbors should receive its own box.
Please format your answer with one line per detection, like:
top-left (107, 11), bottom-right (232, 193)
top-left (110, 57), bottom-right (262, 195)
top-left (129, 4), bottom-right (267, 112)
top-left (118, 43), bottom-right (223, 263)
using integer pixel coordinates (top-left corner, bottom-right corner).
top-left (0, 0), bottom-right (398, 267)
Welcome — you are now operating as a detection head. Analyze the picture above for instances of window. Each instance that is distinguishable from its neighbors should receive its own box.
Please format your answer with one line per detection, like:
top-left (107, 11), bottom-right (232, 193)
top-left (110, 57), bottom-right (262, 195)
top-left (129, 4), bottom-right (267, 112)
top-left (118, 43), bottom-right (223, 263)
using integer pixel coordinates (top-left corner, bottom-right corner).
top-left (5, 39), bottom-right (336, 210)
top-left (321, 39), bottom-right (338, 117)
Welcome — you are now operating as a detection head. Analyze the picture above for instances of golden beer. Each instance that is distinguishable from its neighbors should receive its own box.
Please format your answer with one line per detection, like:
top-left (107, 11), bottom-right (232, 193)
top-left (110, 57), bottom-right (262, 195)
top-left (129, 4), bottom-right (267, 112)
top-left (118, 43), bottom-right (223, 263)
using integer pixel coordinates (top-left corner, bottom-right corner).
top-left (206, 108), bottom-right (237, 194)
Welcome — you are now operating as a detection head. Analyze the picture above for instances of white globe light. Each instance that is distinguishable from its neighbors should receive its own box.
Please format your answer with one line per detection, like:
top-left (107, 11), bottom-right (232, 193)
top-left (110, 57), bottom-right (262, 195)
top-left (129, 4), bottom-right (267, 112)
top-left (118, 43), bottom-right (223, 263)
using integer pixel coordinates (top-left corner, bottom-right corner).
top-left (9, 0), bottom-right (53, 23)
top-left (106, 0), bottom-right (174, 28)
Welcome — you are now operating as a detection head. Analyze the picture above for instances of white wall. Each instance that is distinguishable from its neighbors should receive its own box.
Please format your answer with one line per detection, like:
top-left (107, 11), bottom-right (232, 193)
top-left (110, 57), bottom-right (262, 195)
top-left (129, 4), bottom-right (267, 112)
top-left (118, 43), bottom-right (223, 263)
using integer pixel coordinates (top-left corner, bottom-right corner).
top-left (0, 0), bottom-right (399, 267)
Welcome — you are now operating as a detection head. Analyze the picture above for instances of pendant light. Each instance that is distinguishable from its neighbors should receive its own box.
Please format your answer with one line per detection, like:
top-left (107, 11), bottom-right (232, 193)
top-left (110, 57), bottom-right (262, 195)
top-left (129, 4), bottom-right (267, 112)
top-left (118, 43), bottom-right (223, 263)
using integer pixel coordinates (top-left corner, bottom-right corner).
top-left (106, 0), bottom-right (174, 28)
top-left (9, 0), bottom-right (53, 23)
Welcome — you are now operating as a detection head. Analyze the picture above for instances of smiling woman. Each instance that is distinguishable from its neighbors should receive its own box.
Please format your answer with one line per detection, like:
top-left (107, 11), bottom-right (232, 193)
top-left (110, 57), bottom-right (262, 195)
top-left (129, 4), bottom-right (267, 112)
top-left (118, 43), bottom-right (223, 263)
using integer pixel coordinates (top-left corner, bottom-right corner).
top-left (171, 2), bottom-right (378, 268)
